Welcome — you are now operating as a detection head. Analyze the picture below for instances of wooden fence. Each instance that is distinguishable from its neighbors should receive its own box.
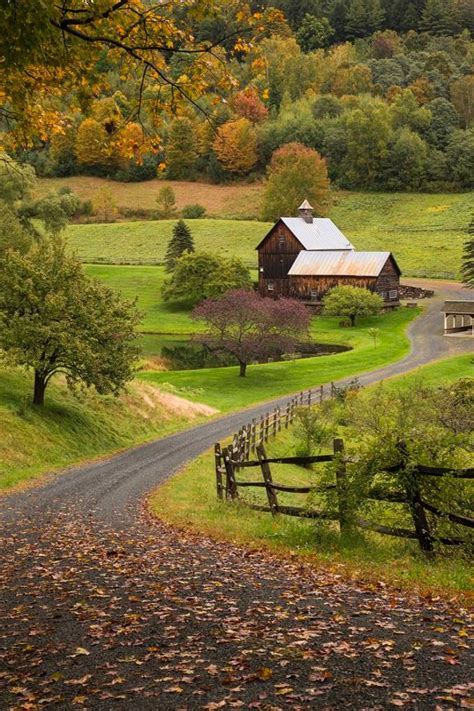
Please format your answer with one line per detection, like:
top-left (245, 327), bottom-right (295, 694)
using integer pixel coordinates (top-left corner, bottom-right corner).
top-left (214, 387), bottom-right (325, 501)
top-left (215, 422), bottom-right (473, 552)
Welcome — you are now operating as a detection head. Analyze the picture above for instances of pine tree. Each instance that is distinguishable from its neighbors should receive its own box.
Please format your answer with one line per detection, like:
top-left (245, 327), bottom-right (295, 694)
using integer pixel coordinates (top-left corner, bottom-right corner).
top-left (164, 220), bottom-right (195, 273)
top-left (345, 0), bottom-right (368, 38)
top-left (419, 0), bottom-right (455, 34)
top-left (166, 119), bottom-right (198, 180)
top-left (461, 216), bottom-right (474, 288)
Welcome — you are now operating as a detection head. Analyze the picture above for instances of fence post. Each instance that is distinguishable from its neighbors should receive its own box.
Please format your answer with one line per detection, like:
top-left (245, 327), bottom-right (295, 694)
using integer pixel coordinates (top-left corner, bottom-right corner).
top-left (308, 388), bottom-right (312, 407)
top-left (398, 442), bottom-right (433, 554)
top-left (334, 438), bottom-right (351, 535)
top-left (256, 443), bottom-right (279, 515)
top-left (251, 419), bottom-right (257, 453)
top-left (224, 447), bottom-right (238, 500)
top-left (285, 403), bottom-right (290, 428)
top-left (215, 443), bottom-right (224, 500)
top-left (265, 413), bottom-right (269, 442)
top-left (272, 410), bottom-right (277, 437)
top-left (259, 415), bottom-right (264, 445)
top-left (320, 385), bottom-right (324, 404)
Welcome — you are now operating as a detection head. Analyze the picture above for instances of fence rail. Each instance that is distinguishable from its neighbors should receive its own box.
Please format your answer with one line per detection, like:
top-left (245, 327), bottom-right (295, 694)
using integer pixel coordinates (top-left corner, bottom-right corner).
top-left (215, 395), bottom-right (472, 554)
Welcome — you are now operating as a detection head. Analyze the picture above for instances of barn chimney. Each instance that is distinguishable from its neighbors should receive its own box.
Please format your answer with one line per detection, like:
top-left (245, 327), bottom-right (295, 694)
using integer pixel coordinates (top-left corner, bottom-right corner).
top-left (298, 199), bottom-right (314, 224)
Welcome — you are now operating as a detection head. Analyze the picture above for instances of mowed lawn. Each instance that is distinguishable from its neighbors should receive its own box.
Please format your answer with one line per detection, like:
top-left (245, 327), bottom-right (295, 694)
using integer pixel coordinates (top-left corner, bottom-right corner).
top-left (140, 307), bottom-right (420, 411)
top-left (66, 188), bottom-right (473, 277)
top-left (85, 264), bottom-right (198, 334)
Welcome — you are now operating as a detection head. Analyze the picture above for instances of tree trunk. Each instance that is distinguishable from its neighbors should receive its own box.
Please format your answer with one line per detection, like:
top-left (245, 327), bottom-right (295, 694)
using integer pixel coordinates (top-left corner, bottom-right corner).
top-left (350, 314), bottom-right (356, 327)
top-left (239, 361), bottom-right (247, 377)
top-left (33, 371), bottom-right (47, 406)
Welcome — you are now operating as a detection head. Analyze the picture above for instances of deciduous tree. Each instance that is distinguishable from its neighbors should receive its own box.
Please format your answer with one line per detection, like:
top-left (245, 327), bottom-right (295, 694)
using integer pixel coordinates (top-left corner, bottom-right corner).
top-left (156, 187), bottom-right (178, 219)
top-left (323, 285), bottom-right (383, 326)
top-left (166, 119), bottom-right (199, 180)
top-left (192, 289), bottom-right (310, 376)
top-left (262, 143), bottom-right (330, 221)
top-left (461, 217), bottom-right (474, 288)
top-left (213, 118), bottom-right (258, 175)
top-left (0, 236), bottom-right (141, 406)
top-left (162, 252), bottom-right (252, 306)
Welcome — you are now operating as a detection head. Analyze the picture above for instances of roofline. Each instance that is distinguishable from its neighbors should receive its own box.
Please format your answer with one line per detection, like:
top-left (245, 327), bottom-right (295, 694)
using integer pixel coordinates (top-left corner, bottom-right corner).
top-left (389, 252), bottom-right (402, 276)
top-left (255, 218), bottom-right (306, 251)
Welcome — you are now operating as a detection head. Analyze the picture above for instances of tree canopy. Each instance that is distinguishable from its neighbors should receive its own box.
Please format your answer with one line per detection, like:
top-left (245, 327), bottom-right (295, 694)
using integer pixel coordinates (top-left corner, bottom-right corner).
top-left (323, 285), bottom-right (384, 326)
top-left (192, 289), bottom-right (311, 376)
top-left (0, 236), bottom-right (141, 406)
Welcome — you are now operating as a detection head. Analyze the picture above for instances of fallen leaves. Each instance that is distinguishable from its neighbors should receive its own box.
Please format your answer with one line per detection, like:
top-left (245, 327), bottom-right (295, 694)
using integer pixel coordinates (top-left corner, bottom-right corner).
top-left (0, 505), bottom-right (472, 710)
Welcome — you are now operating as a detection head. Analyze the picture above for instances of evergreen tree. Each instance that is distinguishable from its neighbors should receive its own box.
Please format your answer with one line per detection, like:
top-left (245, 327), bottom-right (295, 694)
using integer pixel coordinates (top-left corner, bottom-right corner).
top-left (345, 0), bottom-right (384, 38)
top-left (164, 220), bottom-right (195, 273)
top-left (166, 119), bottom-right (198, 180)
top-left (461, 217), bottom-right (474, 288)
top-left (329, 0), bottom-right (348, 41)
top-left (419, 0), bottom-right (455, 35)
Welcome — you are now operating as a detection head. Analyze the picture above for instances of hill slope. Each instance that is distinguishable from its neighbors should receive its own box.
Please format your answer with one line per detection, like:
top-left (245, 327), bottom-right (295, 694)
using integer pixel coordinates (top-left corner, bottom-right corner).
top-left (0, 368), bottom-right (215, 492)
top-left (62, 187), bottom-right (472, 278)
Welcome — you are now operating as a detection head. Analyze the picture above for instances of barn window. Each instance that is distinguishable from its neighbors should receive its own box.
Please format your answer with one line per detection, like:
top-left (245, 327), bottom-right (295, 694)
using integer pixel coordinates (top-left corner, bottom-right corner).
top-left (267, 282), bottom-right (275, 292)
top-left (278, 235), bottom-right (286, 249)
top-left (388, 289), bottom-right (398, 300)
top-left (310, 290), bottom-right (319, 301)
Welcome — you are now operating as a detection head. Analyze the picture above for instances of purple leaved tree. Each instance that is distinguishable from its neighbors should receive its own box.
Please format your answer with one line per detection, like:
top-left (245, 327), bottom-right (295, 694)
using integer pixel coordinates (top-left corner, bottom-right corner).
top-left (192, 289), bottom-right (311, 377)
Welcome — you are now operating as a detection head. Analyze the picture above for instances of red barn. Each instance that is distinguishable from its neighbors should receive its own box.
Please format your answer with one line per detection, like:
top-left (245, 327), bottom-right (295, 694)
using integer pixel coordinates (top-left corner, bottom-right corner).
top-left (257, 200), bottom-right (401, 307)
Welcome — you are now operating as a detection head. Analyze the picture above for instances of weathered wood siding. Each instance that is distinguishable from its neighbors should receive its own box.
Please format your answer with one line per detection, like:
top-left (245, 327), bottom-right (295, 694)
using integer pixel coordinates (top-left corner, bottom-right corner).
top-left (373, 256), bottom-right (400, 302)
top-left (258, 222), bottom-right (301, 297)
top-left (289, 257), bottom-right (400, 304)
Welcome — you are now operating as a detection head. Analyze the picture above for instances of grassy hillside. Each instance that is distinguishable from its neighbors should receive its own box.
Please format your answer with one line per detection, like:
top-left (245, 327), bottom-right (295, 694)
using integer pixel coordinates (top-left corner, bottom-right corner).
top-left (140, 308), bottom-right (420, 411)
top-left (0, 367), bottom-right (214, 492)
top-left (150, 353), bottom-right (474, 595)
top-left (36, 176), bottom-right (263, 220)
top-left (64, 187), bottom-right (473, 277)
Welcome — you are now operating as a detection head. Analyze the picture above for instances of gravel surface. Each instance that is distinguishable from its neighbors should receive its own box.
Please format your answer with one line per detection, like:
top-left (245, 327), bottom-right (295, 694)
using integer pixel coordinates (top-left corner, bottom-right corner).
top-left (1, 281), bottom-right (472, 709)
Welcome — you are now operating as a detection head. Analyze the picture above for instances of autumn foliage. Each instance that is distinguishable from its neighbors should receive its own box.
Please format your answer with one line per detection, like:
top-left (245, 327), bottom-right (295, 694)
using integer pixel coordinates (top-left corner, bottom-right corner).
top-left (192, 289), bottom-right (310, 376)
top-left (262, 143), bottom-right (331, 221)
top-left (213, 119), bottom-right (258, 175)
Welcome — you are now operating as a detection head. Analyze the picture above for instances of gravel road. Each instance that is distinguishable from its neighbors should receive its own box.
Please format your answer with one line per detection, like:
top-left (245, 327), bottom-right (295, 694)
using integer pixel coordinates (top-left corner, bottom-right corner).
top-left (0, 281), bottom-right (472, 710)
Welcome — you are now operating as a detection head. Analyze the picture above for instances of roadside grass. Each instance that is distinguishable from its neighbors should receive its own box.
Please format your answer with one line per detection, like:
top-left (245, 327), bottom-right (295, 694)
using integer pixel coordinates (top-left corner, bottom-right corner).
top-left (61, 187), bottom-right (474, 277)
top-left (140, 307), bottom-right (420, 411)
top-left (0, 367), bottom-right (210, 492)
top-left (150, 353), bottom-right (474, 595)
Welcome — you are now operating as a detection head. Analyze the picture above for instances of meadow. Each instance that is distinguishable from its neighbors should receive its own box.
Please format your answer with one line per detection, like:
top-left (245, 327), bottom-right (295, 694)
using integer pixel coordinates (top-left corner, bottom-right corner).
top-left (65, 188), bottom-right (473, 278)
top-left (140, 307), bottom-right (420, 410)
top-left (150, 353), bottom-right (474, 595)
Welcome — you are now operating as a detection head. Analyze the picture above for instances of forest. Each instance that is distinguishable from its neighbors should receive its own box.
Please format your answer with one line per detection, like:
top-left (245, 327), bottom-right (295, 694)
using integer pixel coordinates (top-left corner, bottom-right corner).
top-left (5, 0), bottom-right (473, 193)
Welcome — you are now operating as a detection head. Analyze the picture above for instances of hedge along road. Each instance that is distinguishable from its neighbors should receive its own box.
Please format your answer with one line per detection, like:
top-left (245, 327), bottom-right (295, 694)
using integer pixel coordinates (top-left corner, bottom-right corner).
top-left (1, 280), bottom-right (472, 524)
top-left (0, 280), bottom-right (473, 711)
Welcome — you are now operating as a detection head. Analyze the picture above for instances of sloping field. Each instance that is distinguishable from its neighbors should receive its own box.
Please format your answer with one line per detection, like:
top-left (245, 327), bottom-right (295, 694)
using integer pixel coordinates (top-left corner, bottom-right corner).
top-left (60, 185), bottom-right (472, 277)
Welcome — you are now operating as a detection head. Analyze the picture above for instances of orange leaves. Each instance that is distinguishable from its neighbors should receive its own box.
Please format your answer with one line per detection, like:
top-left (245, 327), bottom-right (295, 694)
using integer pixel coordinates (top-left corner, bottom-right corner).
top-left (213, 118), bottom-right (258, 175)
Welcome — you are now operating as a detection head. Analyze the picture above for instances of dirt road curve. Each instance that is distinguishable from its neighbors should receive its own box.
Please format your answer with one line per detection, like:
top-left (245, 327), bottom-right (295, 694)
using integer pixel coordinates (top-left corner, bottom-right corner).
top-left (1, 281), bottom-right (472, 710)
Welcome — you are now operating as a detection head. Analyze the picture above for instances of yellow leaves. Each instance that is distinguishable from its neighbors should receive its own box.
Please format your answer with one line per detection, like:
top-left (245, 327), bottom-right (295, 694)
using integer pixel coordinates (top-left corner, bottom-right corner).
top-left (74, 647), bottom-right (90, 656)
top-left (256, 666), bottom-right (272, 681)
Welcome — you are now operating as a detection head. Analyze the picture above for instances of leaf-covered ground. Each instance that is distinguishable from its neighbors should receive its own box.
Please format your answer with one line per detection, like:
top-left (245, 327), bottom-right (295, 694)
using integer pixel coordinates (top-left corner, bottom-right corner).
top-left (1, 501), bottom-right (472, 710)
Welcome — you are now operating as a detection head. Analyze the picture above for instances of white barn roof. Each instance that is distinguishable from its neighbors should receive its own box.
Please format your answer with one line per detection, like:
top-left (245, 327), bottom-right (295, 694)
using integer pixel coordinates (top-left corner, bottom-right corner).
top-left (280, 217), bottom-right (354, 251)
top-left (288, 251), bottom-right (393, 277)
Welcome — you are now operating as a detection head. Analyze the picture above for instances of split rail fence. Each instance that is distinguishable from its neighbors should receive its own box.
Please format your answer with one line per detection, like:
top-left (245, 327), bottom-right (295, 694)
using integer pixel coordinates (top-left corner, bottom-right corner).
top-left (214, 389), bottom-right (473, 553)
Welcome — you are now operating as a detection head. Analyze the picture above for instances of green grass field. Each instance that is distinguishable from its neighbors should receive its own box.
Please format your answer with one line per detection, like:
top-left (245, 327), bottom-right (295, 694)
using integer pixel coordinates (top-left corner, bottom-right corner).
top-left (140, 307), bottom-right (420, 410)
top-left (67, 188), bottom-right (473, 277)
top-left (150, 353), bottom-right (473, 595)
top-left (0, 367), bottom-right (212, 492)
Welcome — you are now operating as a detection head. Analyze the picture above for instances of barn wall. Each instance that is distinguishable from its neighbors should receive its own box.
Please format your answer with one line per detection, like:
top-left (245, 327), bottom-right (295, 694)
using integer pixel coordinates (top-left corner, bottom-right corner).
top-left (374, 257), bottom-right (400, 302)
top-left (258, 222), bottom-right (301, 297)
top-left (289, 275), bottom-right (378, 301)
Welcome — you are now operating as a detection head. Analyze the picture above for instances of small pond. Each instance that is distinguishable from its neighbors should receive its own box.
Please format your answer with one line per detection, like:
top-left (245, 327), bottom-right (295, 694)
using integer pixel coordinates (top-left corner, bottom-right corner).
top-left (139, 333), bottom-right (351, 371)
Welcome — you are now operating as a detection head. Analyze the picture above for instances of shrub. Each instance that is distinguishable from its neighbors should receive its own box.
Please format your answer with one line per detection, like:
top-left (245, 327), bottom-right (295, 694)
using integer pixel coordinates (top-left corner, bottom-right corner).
top-left (181, 203), bottom-right (206, 219)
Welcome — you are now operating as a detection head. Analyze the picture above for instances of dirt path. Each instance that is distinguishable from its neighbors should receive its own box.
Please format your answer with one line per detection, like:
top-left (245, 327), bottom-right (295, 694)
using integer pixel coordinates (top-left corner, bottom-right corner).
top-left (1, 281), bottom-right (473, 709)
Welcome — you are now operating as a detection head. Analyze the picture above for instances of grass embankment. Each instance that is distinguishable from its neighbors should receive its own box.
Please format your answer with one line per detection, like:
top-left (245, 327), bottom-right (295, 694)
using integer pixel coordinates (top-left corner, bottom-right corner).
top-left (140, 307), bottom-right (420, 410)
top-left (0, 368), bottom-right (212, 492)
top-left (65, 188), bottom-right (473, 277)
top-left (150, 353), bottom-right (474, 595)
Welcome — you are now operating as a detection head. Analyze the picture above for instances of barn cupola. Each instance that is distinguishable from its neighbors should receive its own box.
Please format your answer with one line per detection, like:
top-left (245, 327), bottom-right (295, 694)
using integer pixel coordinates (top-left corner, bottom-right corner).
top-left (298, 199), bottom-right (314, 224)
